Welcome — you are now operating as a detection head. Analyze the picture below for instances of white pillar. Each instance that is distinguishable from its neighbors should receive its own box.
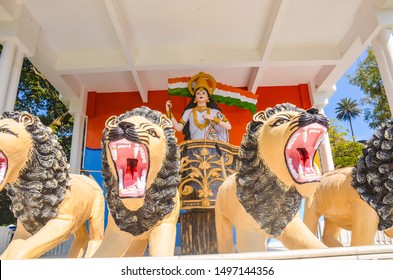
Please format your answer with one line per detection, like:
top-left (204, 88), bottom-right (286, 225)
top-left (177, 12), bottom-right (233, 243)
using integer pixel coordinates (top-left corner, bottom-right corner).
top-left (0, 41), bottom-right (16, 112)
top-left (4, 49), bottom-right (24, 111)
top-left (372, 29), bottom-right (393, 114)
top-left (309, 86), bottom-right (335, 173)
top-left (69, 112), bottom-right (86, 174)
top-left (381, 29), bottom-right (393, 78)
top-left (317, 106), bottom-right (335, 173)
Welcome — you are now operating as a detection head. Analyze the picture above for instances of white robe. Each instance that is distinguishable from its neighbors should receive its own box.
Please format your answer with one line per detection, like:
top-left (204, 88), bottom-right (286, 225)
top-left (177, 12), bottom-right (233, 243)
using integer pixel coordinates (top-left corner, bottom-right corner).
top-left (181, 107), bottom-right (229, 142)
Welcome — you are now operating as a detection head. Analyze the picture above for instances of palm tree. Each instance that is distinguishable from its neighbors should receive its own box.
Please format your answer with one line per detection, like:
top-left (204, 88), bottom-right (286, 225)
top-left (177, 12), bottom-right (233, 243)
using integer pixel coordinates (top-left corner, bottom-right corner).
top-left (335, 97), bottom-right (361, 142)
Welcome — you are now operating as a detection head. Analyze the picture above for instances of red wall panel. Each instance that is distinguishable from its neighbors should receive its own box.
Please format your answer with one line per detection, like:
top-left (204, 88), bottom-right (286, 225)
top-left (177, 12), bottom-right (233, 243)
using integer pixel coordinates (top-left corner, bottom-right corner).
top-left (85, 84), bottom-right (311, 148)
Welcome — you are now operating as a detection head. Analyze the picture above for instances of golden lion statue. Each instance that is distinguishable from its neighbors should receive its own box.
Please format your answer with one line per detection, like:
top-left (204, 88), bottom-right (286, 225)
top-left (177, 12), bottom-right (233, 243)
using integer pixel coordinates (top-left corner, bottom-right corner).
top-left (215, 103), bottom-right (329, 253)
top-left (92, 106), bottom-right (181, 257)
top-left (304, 119), bottom-right (393, 247)
top-left (0, 111), bottom-right (105, 259)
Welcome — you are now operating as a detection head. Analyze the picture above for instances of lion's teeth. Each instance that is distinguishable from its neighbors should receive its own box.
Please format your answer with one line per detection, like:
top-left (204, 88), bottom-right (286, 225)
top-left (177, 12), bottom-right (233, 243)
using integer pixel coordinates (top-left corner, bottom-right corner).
top-left (118, 168), bottom-right (123, 188)
top-left (313, 162), bottom-right (321, 175)
top-left (140, 147), bottom-right (147, 164)
top-left (302, 130), bottom-right (308, 143)
top-left (110, 147), bottom-right (118, 161)
top-left (118, 144), bottom-right (131, 149)
top-left (137, 178), bottom-right (144, 190)
top-left (298, 164), bottom-right (304, 177)
top-left (288, 162), bottom-right (298, 178)
top-left (134, 143), bottom-right (139, 158)
top-left (137, 170), bottom-right (147, 190)
top-left (141, 169), bottom-right (147, 182)
top-left (287, 132), bottom-right (300, 150)
top-left (0, 168), bottom-right (5, 181)
top-left (314, 134), bottom-right (324, 150)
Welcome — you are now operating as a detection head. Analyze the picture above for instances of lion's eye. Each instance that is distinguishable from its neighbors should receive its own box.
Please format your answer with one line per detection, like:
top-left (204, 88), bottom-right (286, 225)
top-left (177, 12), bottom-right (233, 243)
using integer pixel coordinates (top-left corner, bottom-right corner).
top-left (0, 128), bottom-right (16, 136)
top-left (0, 127), bottom-right (18, 137)
top-left (147, 128), bottom-right (159, 138)
top-left (271, 118), bottom-right (289, 127)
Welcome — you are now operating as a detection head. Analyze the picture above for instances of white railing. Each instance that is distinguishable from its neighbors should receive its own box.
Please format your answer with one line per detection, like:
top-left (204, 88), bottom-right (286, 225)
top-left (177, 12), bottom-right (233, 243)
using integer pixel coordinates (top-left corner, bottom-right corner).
top-left (316, 220), bottom-right (393, 246)
top-left (145, 245), bottom-right (393, 260)
top-left (2, 225), bottom-right (393, 259)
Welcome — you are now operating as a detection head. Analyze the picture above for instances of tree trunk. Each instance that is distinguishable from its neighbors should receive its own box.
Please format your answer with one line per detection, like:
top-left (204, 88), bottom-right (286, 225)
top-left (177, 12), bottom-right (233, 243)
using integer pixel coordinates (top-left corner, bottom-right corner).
top-left (349, 118), bottom-right (356, 142)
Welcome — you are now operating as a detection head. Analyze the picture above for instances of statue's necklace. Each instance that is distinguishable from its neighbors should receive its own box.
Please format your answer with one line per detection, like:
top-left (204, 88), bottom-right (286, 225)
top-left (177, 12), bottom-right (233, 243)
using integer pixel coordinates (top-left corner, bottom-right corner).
top-left (192, 106), bottom-right (210, 130)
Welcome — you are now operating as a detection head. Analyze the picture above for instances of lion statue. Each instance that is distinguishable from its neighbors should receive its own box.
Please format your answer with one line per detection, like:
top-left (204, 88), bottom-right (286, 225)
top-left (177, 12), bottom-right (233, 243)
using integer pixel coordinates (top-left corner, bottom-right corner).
top-left (92, 106), bottom-right (180, 257)
top-left (0, 111), bottom-right (105, 259)
top-left (215, 103), bottom-right (329, 253)
top-left (304, 119), bottom-right (393, 247)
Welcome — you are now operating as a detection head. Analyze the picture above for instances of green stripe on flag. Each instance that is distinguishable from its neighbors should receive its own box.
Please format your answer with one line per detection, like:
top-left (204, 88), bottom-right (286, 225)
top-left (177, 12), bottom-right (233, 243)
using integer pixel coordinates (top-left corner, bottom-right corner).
top-left (168, 88), bottom-right (257, 114)
top-left (168, 88), bottom-right (192, 98)
top-left (213, 95), bottom-right (257, 114)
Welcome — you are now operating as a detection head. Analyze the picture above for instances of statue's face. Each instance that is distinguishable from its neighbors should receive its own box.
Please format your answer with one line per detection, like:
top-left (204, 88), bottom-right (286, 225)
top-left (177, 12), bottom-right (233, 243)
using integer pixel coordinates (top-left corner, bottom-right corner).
top-left (195, 88), bottom-right (209, 103)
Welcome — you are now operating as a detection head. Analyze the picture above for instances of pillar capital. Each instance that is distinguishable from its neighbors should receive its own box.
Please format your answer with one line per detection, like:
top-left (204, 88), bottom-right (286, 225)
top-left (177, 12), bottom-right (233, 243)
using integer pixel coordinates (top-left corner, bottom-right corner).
top-left (309, 82), bottom-right (336, 110)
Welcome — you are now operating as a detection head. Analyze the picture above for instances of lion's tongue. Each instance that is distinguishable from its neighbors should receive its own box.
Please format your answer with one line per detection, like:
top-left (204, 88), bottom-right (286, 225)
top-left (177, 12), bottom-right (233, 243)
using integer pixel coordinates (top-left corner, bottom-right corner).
top-left (297, 148), bottom-right (313, 175)
top-left (124, 158), bottom-right (138, 185)
top-left (286, 124), bottom-right (325, 182)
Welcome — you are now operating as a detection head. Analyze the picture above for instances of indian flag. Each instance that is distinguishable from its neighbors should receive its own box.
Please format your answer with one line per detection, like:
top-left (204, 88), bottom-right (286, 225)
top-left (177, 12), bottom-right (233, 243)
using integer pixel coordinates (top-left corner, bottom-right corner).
top-left (168, 77), bottom-right (259, 114)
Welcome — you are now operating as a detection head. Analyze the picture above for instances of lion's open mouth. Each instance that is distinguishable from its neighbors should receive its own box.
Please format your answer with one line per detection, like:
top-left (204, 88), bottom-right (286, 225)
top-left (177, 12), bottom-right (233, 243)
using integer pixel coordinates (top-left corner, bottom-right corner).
top-left (285, 123), bottom-right (327, 184)
top-left (109, 139), bottom-right (149, 198)
top-left (0, 151), bottom-right (7, 185)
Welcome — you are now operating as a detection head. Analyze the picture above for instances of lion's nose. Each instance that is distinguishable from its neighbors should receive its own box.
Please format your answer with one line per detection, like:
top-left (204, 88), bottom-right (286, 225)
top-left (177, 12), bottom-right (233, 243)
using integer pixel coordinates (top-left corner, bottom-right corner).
top-left (306, 107), bottom-right (319, 115)
top-left (118, 122), bottom-right (135, 132)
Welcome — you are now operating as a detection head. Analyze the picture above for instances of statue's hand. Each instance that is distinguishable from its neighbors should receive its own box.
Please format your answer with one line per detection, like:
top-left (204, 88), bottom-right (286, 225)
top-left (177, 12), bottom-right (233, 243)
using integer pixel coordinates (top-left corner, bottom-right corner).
top-left (166, 100), bottom-right (172, 111)
top-left (202, 114), bottom-right (213, 120)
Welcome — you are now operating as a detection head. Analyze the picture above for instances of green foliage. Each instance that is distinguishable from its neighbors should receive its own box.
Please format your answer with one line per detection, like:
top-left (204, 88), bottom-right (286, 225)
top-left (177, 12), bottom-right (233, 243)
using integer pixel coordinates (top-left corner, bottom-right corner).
top-left (328, 119), bottom-right (363, 168)
top-left (15, 58), bottom-right (74, 157)
top-left (331, 141), bottom-right (364, 168)
top-left (348, 48), bottom-right (391, 129)
top-left (328, 118), bottom-right (349, 145)
top-left (1, 45), bottom-right (73, 158)
top-left (0, 44), bottom-right (73, 225)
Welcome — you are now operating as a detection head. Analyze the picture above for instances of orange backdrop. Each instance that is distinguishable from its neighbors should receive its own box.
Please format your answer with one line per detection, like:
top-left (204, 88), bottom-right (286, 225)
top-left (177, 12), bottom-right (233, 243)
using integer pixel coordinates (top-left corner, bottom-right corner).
top-left (85, 84), bottom-right (312, 149)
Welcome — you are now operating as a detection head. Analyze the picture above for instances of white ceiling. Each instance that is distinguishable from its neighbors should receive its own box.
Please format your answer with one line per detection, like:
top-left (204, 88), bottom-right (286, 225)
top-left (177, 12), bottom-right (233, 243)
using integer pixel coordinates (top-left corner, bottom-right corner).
top-left (1, 0), bottom-right (393, 108)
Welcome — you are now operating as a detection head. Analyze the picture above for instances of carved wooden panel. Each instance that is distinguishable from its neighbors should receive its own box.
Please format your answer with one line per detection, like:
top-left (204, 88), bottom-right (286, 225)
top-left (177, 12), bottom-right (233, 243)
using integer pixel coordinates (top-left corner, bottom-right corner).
top-left (180, 209), bottom-right (217, 255)
top-left (178, 139), bottom-right (239, 209)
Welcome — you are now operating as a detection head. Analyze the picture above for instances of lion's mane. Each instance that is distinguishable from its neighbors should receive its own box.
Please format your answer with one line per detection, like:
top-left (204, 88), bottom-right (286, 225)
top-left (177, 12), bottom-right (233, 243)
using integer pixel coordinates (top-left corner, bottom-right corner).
top-left (1, 111), bottom-right (70, 235)
top-left (101, 106), bottom-right (180, 236)
top-left (236, 103), bottom-right (304, 236)
top-left (352, 118), bottom-right (393, 230)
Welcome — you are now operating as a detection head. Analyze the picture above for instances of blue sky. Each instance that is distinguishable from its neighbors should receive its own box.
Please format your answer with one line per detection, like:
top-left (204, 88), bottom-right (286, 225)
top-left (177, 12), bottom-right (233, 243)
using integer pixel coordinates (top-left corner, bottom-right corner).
top-left (323, 50), bottom-right (375, 142)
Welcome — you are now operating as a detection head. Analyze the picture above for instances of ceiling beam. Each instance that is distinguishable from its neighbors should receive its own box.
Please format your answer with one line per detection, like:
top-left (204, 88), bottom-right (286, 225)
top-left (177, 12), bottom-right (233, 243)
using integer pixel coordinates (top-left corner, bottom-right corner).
top-left (55, 50), bottom-right (129, 74)
top-left (0, 3), bottom-right (40, 57)
top-left (54, 46), bottom-right (344, 74)
top-left (104, 0), bottom-right (148, 102)
top-left (55, 48), bottom-right (261, 73)
top-left (269, 47), bottom-right (341, 65)
top-left (247, 0), bottom-right (291, 93)
top-left (315, 0), bottom-right (382, 93)
top-left (134, 48), bottom-right (262, 69)
top-left (29, 37), bottom-right (81, 102)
